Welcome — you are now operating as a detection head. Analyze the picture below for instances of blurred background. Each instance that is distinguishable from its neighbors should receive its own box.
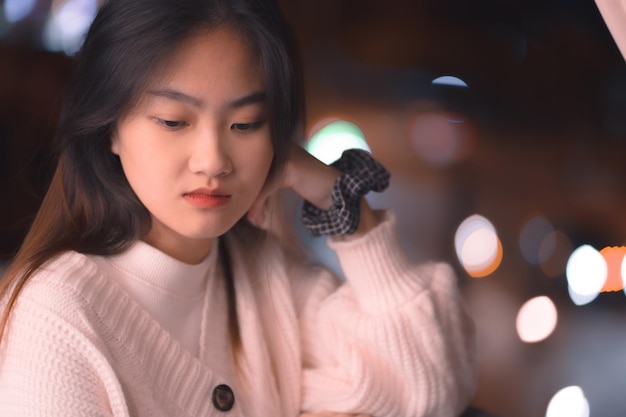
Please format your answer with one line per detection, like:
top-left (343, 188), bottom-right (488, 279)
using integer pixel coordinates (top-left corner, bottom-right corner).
top-left (2, 0), bottom-right (626, 416)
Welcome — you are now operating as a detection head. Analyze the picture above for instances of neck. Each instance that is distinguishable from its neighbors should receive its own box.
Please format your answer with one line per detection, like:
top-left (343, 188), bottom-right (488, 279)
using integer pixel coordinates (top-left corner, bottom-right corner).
top-left (143, 226), bottom-right (213, 265)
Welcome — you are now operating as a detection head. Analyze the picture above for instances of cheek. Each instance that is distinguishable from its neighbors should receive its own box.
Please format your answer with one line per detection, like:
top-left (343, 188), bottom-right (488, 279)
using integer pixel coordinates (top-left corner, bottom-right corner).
top-left (257, 143), bottom-right (275, 182)
top-left (110, 137), bottom-right (120, 155)
top-left (114, 138), bottom-right (171, 198)
top-left (242, 136), bottom-right (274, 178)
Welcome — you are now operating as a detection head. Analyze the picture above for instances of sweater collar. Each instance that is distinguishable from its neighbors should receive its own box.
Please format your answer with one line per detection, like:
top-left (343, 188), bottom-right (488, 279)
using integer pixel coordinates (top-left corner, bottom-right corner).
top-left (105, 239), bottom-right (218, 298)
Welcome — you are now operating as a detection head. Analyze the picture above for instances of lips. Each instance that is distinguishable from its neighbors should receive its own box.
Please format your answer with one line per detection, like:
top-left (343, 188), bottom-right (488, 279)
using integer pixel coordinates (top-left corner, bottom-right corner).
top-left (183, 189), bottom-right (231, 209)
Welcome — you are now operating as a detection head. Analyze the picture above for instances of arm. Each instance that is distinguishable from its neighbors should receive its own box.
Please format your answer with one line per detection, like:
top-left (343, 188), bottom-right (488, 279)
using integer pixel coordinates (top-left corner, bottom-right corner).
top-left (248, 143), bottom-right (381, 239)
top-left (251, 145), bottom-right (476, 416)
top-left (298, 214), bottom-right (476, 416)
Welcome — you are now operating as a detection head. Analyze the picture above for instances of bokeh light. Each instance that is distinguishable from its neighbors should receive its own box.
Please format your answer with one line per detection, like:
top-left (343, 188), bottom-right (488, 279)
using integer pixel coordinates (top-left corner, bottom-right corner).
top-left (599, 246), bottom-right (626, 292)
top-left (567, 285), bottom-right (599, 306)
top-left (519, 215), bottom-right (556, 265)
top-left (3, 0), bottom-right (37, 24)
top-left (620, 253), bottom-right (626, 296)
top-left (545, 386), bottom-right (590, 417)
top-left (516, 296), bottom-right (558, 343)
top-left (566, 245), bottom-right (607, 306)
top-left (409, 112), bottom-right (475, 166)
top-left (431, 75), bottom-right (469, 88)
top-left (305, 119), bottom-right (370, 165)
top-left (455, 214), bottom-right (502, 278)
top-left (43, 0), bottom-right (98, 55)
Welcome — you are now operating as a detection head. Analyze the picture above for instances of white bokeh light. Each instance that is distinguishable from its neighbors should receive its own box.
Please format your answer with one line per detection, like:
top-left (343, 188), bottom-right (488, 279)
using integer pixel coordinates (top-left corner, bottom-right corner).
top-left (4, 0), bottom-right (37, 23)
top-left (516, 296), bottom-right (558, 343)
top-left (44, 0), bottom-right (98, 55)
top-left (432, 75), bottom-right (469, 88)
top-left (566, 245), bottom-right (607, 305)
top-left (455, 214), bottom-right (500, 276)
top-left (545, 386), bottom-right (590, 417)
top-left (567, 284), bottom-right (599, 306)
top-left (460, 228), bottom-right (498, 272)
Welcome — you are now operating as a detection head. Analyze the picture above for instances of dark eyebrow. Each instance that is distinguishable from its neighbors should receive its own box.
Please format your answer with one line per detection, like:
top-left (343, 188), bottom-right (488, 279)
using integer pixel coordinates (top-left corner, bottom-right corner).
top-left (145, 89), bottom-right (267, 110)
top-left (146, 89), bottom-right (205, 108)
top-left (228, 91), bottom-right (267, 109)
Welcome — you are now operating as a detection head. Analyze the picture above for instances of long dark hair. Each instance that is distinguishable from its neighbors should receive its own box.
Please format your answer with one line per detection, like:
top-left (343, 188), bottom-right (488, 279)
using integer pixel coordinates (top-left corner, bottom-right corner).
top-left (0, 0), bottom-right (304, 347)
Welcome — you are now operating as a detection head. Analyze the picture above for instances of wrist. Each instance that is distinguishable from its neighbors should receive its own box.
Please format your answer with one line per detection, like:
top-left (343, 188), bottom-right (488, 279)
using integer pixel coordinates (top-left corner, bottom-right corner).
top-left (300, 149), bottom-right (390, 237)
top-left (336, 198), bottom-right (381, 240)
top-left (287, 152), bottom-right (341, 210)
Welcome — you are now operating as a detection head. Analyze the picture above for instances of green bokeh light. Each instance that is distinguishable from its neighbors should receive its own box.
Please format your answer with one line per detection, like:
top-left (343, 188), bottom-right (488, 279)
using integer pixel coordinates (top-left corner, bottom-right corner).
top-left (305, 120), bottom-right (370, 164)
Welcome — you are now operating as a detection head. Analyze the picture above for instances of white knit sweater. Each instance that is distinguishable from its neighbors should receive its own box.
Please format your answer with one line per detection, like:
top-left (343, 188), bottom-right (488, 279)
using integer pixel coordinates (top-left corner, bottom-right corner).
top-left (0, 212), bottom-right (476, 417)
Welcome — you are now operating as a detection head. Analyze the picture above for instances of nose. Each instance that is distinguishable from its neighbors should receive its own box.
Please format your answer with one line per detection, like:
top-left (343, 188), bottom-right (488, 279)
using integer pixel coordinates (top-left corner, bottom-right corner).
top-left (188, 129), bottom-right (233, 177)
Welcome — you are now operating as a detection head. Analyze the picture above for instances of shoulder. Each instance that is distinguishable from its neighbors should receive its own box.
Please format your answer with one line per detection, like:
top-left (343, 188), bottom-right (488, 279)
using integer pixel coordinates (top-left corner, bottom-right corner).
top-left (24, 251), bottom-right (104, 295)
top-left (12, 251), bottom-right (114, 327)
top-left (0, 253), bottom-right (127, 416)
top-left (33, 250), bottom-right (100, 281)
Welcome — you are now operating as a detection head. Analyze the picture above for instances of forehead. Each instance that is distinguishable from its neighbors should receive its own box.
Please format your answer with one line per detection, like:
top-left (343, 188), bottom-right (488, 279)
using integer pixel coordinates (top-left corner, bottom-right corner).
top-left (144, 26), bottom-right (264, 104)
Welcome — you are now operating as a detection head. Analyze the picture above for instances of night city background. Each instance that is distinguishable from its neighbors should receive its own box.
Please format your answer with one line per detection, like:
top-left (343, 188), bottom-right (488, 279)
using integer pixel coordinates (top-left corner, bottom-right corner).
top-left (2, 1), bottom-right (626, 416)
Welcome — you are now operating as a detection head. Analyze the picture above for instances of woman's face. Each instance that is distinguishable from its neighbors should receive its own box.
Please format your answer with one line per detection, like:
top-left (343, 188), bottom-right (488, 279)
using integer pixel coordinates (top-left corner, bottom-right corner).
top-left (112, 27), bottom-right (273, 264)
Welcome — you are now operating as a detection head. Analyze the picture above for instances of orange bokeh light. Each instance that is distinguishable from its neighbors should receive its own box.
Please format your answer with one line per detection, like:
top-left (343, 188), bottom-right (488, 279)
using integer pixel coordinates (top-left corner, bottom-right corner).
top-left (600, 246), bottom-right (626, 292)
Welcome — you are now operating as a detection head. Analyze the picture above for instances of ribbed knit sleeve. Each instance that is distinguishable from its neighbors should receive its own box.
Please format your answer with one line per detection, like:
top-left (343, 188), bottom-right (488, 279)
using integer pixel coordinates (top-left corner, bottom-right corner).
top-left (298, 211), bottom-right (477, 417)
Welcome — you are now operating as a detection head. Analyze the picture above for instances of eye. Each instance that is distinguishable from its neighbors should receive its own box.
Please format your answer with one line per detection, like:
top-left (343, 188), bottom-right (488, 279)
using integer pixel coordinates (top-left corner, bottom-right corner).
top-left (154, 118), bottom-right (188, 130)
top-left (231, 121), bottom-right (265, 132)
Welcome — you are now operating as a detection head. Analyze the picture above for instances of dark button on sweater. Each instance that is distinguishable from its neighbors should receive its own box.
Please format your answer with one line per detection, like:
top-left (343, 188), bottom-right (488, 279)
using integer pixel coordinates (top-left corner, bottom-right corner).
top-left (212, 384), bottom-right (235, 412)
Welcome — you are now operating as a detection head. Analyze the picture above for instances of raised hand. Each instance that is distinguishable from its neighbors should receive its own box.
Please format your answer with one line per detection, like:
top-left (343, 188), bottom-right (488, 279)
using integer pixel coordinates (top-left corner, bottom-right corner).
top-left (247, 143), bottom-right (381, 239)
top-left (247, 143), bottom-right (340, 228)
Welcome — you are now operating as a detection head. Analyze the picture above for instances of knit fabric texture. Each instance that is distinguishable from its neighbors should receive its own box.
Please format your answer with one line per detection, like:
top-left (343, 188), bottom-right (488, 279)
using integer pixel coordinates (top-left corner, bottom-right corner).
top-left (0, 212), bottom-right (476, 417)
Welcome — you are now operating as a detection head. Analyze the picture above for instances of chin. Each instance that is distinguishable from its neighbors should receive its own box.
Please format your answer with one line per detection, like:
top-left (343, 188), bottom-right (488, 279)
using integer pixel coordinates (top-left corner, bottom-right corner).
top-left (187, 223), bottom-right (238, 240)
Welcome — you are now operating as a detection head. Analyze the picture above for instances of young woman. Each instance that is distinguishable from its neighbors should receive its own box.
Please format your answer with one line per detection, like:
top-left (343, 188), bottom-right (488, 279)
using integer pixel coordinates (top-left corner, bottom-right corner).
top-left (0, 0), bottom-right (476, 416)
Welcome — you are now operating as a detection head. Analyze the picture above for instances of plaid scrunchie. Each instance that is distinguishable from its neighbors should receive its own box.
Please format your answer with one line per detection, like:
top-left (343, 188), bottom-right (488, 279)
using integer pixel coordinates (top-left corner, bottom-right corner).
top-left (301, 149), bottom-right (390, 236)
